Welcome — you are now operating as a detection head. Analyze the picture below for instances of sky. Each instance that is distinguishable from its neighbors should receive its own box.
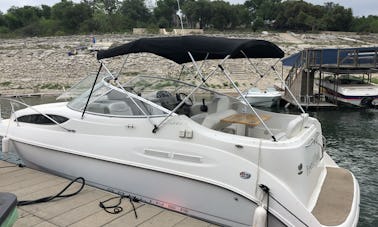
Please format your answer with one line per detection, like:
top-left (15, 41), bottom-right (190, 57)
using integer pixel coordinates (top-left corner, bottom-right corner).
top-left (0, 0), bottom-right (377, 17)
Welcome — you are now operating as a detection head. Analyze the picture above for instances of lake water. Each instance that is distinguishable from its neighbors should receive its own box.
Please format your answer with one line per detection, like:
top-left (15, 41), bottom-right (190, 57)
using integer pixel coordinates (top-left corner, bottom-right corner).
top-left (0, 96), bottom-right (377, 226)
top-left (312, 108), bottom-right (378, 227)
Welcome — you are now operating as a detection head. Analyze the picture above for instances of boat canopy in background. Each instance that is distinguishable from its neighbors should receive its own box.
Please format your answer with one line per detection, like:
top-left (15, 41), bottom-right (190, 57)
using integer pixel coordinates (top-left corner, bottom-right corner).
top-left (97, 36), bottom-right (284, 63)
top-left (282, 47), bottom-right (378, 68)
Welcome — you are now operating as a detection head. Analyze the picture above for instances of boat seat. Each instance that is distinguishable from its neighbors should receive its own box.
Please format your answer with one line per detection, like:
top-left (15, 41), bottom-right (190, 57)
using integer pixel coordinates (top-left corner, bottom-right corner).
top-left (190, 112), bottom-right (207, 124)
top-left (202, 109), bottom-right (237, 130)
top-left (108, 101), bottom-right (133, 115)
top-left (286, 114), bottom-right (308, 138)
top-left (190, 95), bottom-right (231, 124)
top-left (87, 103), bottom-right (110, 114)
top-left (275, 114), bottom-right (308, 140)
top-left (208, 95), bottom-right (231, 114)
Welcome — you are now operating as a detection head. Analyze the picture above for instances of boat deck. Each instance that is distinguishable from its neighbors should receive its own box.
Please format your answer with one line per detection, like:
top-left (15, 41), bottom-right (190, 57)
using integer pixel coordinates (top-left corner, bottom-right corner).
top-left (312, 167), bottom-right (354, 226)
top-left (0, 160), bottom-right (217, 227)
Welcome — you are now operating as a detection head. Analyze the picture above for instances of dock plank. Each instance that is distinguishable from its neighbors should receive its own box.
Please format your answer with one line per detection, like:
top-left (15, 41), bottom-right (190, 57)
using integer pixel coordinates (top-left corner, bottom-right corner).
top-left (49, 195), bottom-right (109, 226)
top-left (13, 209), bottom-right (46, 227)
top-left (0, 169), bottom-right (50, 187)
top-left (174, 217), bottom-right (212, 227)
top-left (32, 188), bottom-right (106, 220)
top-left (17, 182), bottom-right (93, 214)
top-left (33, 221), bottom-right (59, 227)
top-left (11, 178), bottom-right (67, 197)
top-left (0, 160), bottom-right (217, 227)
top-left (0, 173), bottom-right (62, 192)
top-left (137, 210), bottom-right (187, 227)
top-left (0, 162), bottom-right (23, 174)
top-left (105, 204), bottom-right (163, 227)
top-left (69, 201), bottom-right (143, 227)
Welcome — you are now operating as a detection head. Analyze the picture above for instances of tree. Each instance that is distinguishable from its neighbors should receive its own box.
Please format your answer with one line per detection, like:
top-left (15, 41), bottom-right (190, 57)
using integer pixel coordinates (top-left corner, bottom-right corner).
top-left (154, 0), bottom-right (178, 28)
top-left (274, 1), bottom-right (323, 31)
top-left (5, 6), bottom-right (43, 30)
top-left (351, 16), bottom-right (378, 33)
top-left (210, 1), bottom-right (238, 30)
top-left (120, 0), bottom-right (151, 29)
top-left (41, 5), bottom-right (51, 19)
top-left (96, 0), bottom-right (121, 15)
top-left (322, 3), bottom-right (353, 31)
top-left (51, 1), bottom-right (93, 34)
top-left (182, 0), bottom-right (212, 29)
top-left (245, 0), bottom-right (281, 20)
top-left (233, 4), bottom-right (250, 28)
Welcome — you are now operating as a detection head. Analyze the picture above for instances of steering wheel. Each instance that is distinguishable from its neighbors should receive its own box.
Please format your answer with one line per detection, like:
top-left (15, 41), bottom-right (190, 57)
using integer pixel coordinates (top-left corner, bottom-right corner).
top-left (176, 93), bottom-right (193, 106)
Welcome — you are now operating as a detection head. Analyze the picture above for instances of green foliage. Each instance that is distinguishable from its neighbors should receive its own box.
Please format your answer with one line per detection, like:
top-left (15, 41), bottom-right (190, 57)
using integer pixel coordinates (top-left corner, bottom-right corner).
top-left (351, 16), bottom-right (378, 33)
top-left (153, 81), bottom-right (174, 89)
top-left (120, 0), bottom-right (151, 29)
top-left (252, 17), bottom-right (264, 31)
top-left (40, 83), bottom-right (64, 89)
top-left (0, 0), bottom-right (376, 37)
top-left (0, 81), bottom-right (11, 86)
top-left (154, 0), bottom-right (178, 28)
top-left (0, 26), bottom-right (9, 34)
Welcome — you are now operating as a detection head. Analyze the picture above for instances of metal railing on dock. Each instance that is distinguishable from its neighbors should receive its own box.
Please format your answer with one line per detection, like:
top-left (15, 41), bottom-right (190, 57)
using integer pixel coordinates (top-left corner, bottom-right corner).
top-left (282, 47), bottom-right (378, 108)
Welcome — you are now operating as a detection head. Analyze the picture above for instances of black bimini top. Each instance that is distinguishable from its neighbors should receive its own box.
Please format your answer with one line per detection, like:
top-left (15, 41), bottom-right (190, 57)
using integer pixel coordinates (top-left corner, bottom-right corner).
top-left (97, 36), bottom-right (284, 64)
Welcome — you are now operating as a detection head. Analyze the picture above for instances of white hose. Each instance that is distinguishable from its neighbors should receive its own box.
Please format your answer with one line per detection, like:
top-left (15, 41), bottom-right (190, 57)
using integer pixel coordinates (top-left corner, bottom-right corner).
top-left (255, 139), bottom-right (263, 196)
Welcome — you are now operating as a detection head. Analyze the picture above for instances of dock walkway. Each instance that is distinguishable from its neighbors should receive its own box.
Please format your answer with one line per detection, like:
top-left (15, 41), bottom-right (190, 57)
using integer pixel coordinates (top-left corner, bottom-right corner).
top-left (0, 160), bottom-right (216, 227)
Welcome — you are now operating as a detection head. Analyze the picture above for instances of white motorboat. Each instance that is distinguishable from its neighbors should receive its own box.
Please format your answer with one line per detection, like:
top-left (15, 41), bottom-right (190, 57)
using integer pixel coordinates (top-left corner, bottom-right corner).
top-left (320, 75), bottom-right (378, 107)
top-left (0, 36), bottom-right (360, 227)
top-left (243, 87), bottom-right (281, 107)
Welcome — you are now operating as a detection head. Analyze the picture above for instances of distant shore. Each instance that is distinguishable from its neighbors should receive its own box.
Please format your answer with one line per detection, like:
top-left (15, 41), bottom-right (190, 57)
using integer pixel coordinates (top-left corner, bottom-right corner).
top-left (0, 32), bottom-right (377, 97)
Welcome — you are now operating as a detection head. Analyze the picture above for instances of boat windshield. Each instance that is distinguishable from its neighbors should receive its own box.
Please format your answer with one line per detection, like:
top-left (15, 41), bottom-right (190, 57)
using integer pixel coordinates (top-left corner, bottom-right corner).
top-left (61, 73), bottom-right (166, 117)
top-left (57, 73), bottom-right (108, 100)
top-left (62, 73), bottom-right (238, 118)
top-left (123, 75), bottom-right (239, 116)
top-left (325, 75), bottom-right (370, 85)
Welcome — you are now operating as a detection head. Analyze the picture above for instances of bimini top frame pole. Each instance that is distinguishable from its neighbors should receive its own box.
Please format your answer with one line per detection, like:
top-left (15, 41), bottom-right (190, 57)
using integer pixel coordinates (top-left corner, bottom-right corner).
top-left (153, 50), bottom-right (278, 142)
top-left (100, 61), bottom-right (161, 128)
top-left (241, 50), bottom-right (280, 86)
top-left (217, 59), bottom-right (277, 142)
top-left (271, 65), bottom-right (306, 114)
top-left (153, 52), bottom-right (230, 133)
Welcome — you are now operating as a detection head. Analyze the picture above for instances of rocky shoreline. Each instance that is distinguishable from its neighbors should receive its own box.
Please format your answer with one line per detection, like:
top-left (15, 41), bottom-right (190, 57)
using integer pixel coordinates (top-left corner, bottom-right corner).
top-left (0, 32), bottom-right (377, 96)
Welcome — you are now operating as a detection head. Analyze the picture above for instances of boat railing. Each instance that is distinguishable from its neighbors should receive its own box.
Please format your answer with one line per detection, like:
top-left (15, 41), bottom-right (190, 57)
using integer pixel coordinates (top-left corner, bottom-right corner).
top-left (0, 98), bottom-right (76, 133)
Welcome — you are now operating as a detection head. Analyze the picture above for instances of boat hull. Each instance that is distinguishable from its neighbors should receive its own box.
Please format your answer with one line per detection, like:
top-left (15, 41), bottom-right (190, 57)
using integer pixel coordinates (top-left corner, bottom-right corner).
top-left (10, 139), bottom-right (286, 227)
top-left (320, 83), bottom-right (378, 107)
top-left (245, 96), bottom-right (281, 107)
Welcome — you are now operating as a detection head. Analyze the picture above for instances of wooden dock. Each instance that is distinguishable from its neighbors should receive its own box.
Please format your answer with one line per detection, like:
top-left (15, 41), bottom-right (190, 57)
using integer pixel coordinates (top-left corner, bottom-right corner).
top-left (0, 160), bottom-right (217, 227)
top-left (281, 96), bottom-right (338, 109)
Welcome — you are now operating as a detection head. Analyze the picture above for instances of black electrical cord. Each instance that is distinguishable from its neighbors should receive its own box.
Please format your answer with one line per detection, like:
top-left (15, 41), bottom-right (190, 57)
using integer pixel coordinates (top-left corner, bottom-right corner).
top-left (99, 195), bottom-right (139, 218)
top-left (128, 196), bottom-right (139, 218)
top-left (99, 196), bottom-right (124, 214)
top-left (17, 177), bottom-right (85, 206)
